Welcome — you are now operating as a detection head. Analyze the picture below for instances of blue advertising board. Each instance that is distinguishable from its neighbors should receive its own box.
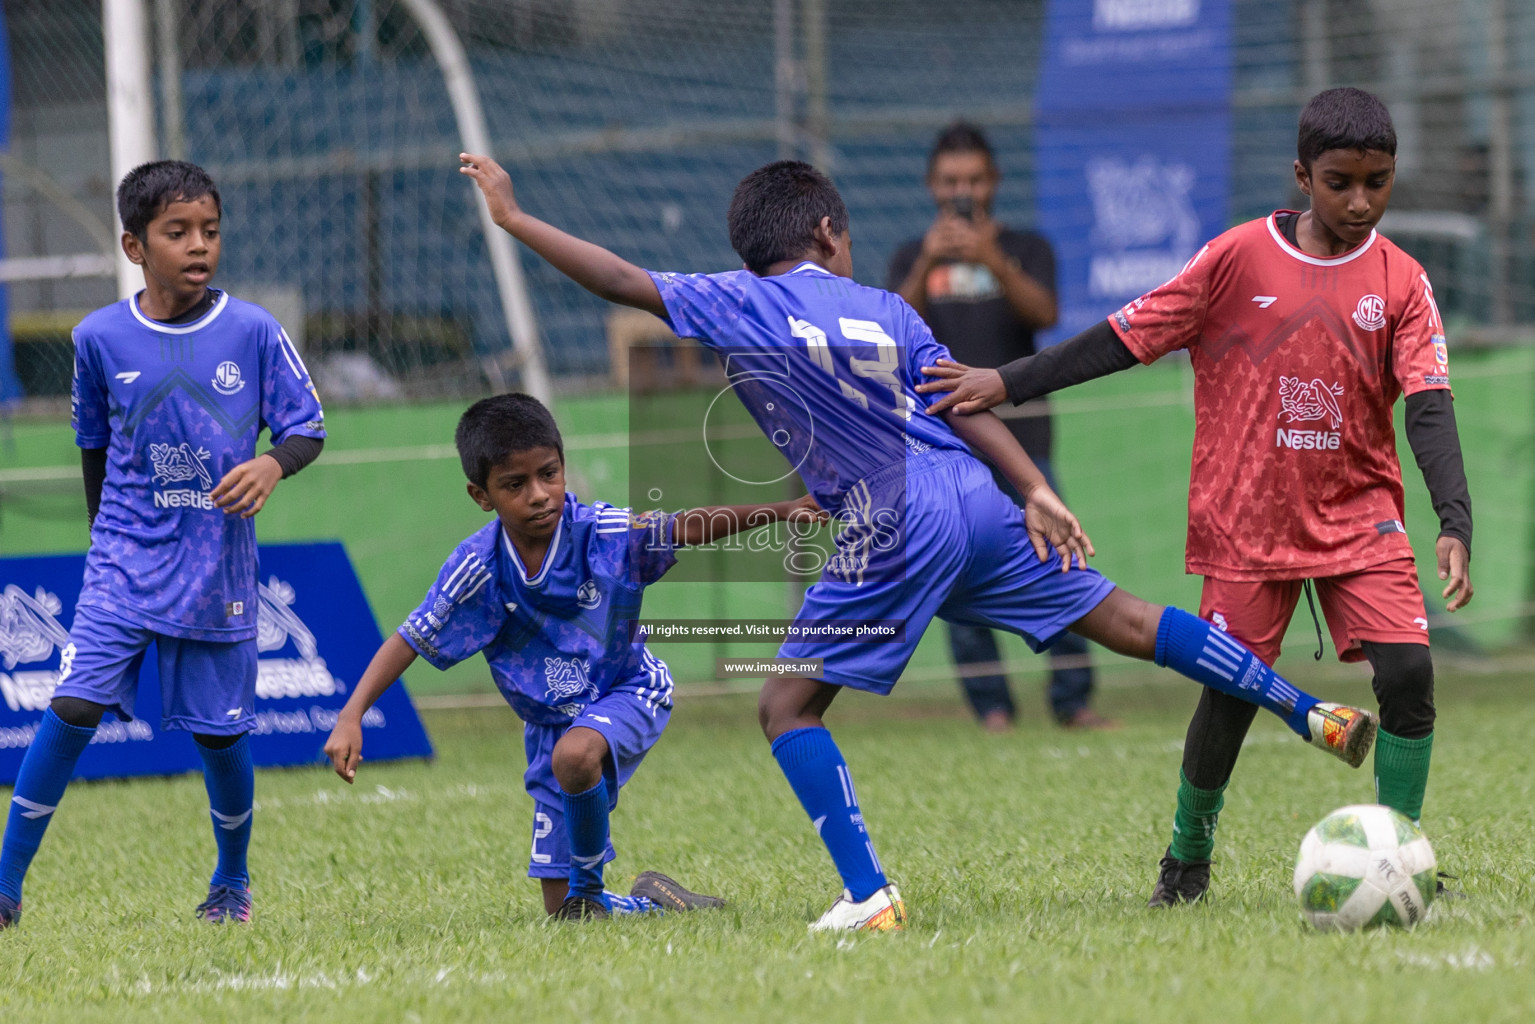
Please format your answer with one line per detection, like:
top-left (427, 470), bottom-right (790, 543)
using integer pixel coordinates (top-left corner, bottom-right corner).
top-left (1034, 0), bottom-right (1232, 341)
top-left (0, 542), bottom-right (432, 784)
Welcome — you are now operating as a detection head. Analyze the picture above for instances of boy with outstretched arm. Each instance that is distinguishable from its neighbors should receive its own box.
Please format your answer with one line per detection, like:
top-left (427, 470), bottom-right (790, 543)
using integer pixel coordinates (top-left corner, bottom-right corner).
top-left (918, 88), bottom-right (1470, 906)
top-left (324, 393), bottom-right (825, 920)
top-left (460, 152), bottom-right (1379, 932)
top-left (0, 161), bottom-right (326, 929)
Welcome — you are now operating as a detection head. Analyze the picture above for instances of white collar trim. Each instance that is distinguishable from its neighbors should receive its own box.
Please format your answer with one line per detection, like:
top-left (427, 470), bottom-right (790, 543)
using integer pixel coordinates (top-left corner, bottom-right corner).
top-left (1265, 213), bottom-right (1377, 267)
top-left (130, 290), bottom-right (229, 334)
top-left (789, 261), bottom-right (834, 276)
top-left (503, 515), bottom-right (561, 587)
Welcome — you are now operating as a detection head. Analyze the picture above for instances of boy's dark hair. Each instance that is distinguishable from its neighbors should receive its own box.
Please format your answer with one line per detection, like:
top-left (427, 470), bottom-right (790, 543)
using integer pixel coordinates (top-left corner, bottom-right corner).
top-left (928, 121), bottom-right (996, 176)
top-left (1297, 88), bottom-right (1397, 169)
top-left (727, 160), bottom-right (850, 275)
top-left (455, 393), bottom-right (564, 488)
top-left (116, 160), bottom-right (223, 240)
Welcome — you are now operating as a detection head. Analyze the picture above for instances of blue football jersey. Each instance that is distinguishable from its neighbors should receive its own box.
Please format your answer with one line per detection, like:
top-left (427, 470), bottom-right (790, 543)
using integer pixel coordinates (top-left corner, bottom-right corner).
top-left (400, 495), bottom-right (678, 726)
top-left (647, 262), bottom-right (969, 513)
top-left (71, 290), bottom-right (326, 640)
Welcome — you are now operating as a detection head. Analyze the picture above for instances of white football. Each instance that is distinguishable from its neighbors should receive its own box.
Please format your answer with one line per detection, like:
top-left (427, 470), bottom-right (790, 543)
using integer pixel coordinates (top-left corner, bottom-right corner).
top-left (1293, 803), bottom-right (1437, 932)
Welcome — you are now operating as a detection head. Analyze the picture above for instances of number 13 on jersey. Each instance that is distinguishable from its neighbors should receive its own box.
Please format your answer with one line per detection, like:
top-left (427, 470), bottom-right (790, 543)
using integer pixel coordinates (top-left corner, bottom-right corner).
top-left (791, 315), bottom-right (914, 420)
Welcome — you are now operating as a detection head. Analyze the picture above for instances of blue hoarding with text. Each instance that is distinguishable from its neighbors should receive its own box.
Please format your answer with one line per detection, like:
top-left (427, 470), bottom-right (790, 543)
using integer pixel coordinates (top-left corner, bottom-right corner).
top-left (0, 542), bottom-right (432, 784)
top-left (1034, 0), bottom-right (1232, 341)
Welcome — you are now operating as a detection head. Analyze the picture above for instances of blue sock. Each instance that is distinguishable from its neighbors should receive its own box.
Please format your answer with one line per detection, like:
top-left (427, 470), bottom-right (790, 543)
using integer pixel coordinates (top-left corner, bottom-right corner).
top-left (1155, 607), bottom-right (1318, 737)
top-left (0, 710), bottom-right (95, 903)
top-left (561, 778), bottom-right (610, 902)
top-left (770, 727), bottom-right (887, 903)
top-left (196, 734), bottom-right (254, 888)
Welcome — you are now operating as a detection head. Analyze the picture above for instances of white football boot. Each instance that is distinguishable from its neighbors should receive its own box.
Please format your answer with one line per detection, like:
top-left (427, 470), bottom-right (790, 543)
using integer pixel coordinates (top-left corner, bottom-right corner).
top-left (808, 884), bottom-right (906, 933)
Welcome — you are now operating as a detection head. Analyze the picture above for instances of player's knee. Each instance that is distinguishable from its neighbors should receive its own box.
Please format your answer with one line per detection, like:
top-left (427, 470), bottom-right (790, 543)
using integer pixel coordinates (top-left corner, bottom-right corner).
top-left (757, 682), bottom-right (800, 740)
top-left (49, 696), bottom-right (107, 729)
top-left (759, 676), bottom-right (835, 740)
top-left (1365, 642), bottom-right (1435, 739)
top-left (551, 727), bottom-right (608, 791)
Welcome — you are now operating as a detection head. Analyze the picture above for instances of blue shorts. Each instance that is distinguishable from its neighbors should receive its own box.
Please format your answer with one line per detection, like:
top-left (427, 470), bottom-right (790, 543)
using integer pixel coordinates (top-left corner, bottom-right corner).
top-left (55, 603), bottom-right (258, 734)
top-left (779, 450), bottom-right (1117, 694)
top-left (521, 674), bottom-right (672, 879)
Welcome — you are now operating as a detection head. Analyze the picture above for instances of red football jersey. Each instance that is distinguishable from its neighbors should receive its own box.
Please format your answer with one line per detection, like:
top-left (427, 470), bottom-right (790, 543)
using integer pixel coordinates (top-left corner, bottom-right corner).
top-left (1108, 212), bottom-right (1452, 581)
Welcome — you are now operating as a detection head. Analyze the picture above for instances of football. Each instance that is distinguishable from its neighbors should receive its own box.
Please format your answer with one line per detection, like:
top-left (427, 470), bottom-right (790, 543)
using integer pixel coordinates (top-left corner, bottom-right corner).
top-left (1293, 804), bottom-right (1437, 932)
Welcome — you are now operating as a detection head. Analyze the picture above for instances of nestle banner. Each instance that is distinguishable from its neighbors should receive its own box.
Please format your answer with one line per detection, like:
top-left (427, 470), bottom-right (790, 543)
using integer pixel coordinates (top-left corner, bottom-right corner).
top-left (0, 542), bottom-right (432, 784)
top-left (1034, 0), bottom-right (1232, 341)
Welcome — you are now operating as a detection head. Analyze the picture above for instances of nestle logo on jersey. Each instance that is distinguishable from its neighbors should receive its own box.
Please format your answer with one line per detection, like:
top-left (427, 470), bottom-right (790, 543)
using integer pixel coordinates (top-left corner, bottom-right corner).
top-left (154, 489), bottom-right (216, 509)
top-left (1276, 375), bottom-right (1344, 451)
top-left (150, 442), bottom-right (216, 509)
top-left (1276, 428), bottom-right (1341, 450)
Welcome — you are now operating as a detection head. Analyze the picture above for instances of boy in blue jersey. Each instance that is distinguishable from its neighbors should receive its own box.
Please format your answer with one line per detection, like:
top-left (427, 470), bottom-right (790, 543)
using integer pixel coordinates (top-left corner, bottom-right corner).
top-left (0, 161), bottom-right (326, 930)
top-left (459, 153), bottom-right (1380, 931)
top-left (324, 393), bottom-right (825, 920)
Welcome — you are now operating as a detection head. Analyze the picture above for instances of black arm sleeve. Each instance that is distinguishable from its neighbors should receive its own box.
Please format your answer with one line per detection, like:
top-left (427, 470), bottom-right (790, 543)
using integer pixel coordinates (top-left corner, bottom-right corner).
top-left (997, 319), bottom-right (1140, 405)
top-left (264, 434), bottom-right (325, 478)
top-left (82, 447), bottom-right (107, 527)
top-left (1403, 389), bottom-right (1472, 555)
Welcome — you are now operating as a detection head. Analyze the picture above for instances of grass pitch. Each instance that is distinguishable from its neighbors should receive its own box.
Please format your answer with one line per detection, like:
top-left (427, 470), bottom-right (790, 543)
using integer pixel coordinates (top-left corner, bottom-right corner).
top-left (3, 671), bottom-right (1533, 1023)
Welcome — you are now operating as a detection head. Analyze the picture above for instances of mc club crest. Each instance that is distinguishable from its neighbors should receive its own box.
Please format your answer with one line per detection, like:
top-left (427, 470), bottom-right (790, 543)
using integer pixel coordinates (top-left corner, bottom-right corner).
top-left (1352, 294), bottom-right (1386, 332)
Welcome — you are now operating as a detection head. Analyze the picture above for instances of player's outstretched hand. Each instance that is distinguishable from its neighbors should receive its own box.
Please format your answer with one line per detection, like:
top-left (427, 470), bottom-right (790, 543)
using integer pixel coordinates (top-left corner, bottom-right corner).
top-left (917, 359), bottom-right (1008, 415)
top-left (1437, 535), bottom-right (1474, 612)
top-left (459, 152), bottom-right (521, 229)
top-left (211, 453), bottom-right (284, 518)
top-left (1023, 485), bottom-right (1096, 572)
top-left (324, 718), bottom-right (363, 784)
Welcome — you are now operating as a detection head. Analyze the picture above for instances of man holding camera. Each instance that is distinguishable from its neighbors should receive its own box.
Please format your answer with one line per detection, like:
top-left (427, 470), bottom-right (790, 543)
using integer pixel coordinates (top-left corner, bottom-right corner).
top-left (887, 121), bottom-right (1117, 733)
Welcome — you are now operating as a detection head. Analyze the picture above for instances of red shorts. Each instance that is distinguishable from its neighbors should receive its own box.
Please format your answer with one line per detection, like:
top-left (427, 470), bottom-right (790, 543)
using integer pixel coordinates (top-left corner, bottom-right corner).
top-left (1199, 558), bottom-right (1429, 666)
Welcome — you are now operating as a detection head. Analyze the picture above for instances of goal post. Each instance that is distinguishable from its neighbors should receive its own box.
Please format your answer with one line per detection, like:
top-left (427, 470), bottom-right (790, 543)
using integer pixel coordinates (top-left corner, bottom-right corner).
top-left (102, 0), bottom-right (156, 299)
top-left (397, 0), bottom-right (551, 405)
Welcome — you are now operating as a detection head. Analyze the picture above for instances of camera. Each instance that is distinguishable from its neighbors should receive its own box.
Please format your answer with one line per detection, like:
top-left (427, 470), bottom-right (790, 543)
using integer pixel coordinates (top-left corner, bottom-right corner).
top-left (949, 196), bottom-right (975, 220)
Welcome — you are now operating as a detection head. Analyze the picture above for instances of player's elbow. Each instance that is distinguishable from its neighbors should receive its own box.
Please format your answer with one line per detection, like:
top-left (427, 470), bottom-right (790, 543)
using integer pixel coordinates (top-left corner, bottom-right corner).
top-left (592, 264), bottom-right (659, 313)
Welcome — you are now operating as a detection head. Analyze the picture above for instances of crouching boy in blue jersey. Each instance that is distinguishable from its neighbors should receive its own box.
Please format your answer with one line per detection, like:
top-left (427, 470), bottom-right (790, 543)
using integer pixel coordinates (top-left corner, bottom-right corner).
top-left (325, 394), bottom-right (824, 920)
top-left (0, 161), bottom-right (326, 929)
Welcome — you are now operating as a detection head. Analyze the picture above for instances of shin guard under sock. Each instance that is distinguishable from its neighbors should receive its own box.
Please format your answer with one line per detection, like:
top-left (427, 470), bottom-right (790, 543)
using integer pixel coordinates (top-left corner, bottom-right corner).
top-left (770, 727), bottom-right (887, 903)
top-left (1155, 607), bottom-right (1318, 737)
top-left (561, 778), bottom-right (611, 902)
top-left (1374, 729), bottom-right (1433, 822)
top-left (0, 710), bottom-right (95, 903)
top-left (196, 733), bottom-right (255, 888)
top-left (1168, 768), bottom-right (1226, 863)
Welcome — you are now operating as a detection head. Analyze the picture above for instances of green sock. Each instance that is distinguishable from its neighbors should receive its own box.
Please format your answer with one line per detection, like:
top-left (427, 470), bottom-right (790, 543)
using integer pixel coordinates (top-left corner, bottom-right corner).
top-left (1374, 729), bottom-right (1433, 822)
top-left (1168, 769), bottom-right (1226, 863)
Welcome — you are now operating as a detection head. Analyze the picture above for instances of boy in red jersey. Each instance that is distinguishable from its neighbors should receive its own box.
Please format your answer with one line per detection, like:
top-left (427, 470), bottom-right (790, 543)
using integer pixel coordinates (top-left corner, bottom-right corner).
top-left (916, 88), bottom-right (1471, 906)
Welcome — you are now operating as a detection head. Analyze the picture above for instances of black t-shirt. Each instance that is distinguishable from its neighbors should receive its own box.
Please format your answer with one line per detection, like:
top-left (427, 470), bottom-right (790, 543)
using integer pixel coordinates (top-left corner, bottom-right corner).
top-left (886, 227), bottom-right (1057, 458)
